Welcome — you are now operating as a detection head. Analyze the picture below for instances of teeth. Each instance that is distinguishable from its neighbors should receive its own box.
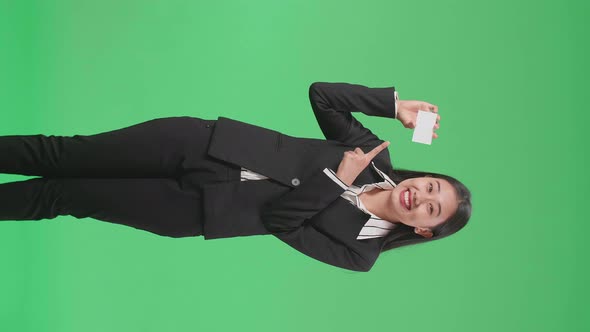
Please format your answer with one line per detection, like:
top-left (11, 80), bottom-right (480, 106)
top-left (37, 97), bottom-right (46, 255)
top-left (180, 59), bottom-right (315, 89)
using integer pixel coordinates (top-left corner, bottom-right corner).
top-left (404, 190), bottom-right (410, 209)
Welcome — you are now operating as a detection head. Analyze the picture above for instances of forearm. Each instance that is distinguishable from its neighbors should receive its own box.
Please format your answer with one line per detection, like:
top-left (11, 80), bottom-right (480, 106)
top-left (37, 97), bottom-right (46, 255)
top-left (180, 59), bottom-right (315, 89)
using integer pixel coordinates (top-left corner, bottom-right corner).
top-left (309, 82), bottom-right (398, 119)
top-left (308, 82), bottom-right (398, 146)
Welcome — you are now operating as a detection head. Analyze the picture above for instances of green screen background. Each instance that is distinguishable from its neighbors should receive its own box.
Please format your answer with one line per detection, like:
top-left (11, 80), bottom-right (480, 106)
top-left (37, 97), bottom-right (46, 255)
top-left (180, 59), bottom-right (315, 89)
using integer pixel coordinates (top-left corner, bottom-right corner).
top-left (1, 0), bottom-right (587, 331)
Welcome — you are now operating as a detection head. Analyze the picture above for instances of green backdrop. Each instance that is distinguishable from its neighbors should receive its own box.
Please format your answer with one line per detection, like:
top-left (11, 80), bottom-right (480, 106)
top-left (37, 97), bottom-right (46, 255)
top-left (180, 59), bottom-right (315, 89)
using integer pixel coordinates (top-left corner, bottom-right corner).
top-left (1, 0), bottom-right (587, 331)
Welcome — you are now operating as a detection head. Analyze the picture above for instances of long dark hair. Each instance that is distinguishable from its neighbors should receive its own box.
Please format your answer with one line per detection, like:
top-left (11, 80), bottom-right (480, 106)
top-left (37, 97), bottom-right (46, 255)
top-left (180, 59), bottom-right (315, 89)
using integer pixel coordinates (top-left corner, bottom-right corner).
top-left (379, 168), bottom-right (472, 253)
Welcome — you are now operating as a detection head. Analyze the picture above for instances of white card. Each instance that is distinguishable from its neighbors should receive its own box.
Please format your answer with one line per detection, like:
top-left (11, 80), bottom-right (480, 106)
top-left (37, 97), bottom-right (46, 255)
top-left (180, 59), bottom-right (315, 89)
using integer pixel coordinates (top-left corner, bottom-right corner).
top-left (411, 110), bottom-right (437, 145)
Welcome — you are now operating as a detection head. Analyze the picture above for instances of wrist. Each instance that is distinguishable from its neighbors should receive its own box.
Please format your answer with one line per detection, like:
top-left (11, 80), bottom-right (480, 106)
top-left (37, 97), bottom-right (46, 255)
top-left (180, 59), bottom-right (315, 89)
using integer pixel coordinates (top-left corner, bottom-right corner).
top-left (335, 171), bottom-right (354, 186)
top-left (323, 168), bottom-right (351, 189)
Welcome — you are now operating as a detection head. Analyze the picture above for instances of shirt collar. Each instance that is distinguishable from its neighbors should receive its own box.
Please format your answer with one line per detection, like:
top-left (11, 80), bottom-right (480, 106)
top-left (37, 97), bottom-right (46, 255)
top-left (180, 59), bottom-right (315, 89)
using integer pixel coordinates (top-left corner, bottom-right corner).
top-left (344, 162), bottom-right (397, 195)
top-left (370, 161), bottom-right (396, 187)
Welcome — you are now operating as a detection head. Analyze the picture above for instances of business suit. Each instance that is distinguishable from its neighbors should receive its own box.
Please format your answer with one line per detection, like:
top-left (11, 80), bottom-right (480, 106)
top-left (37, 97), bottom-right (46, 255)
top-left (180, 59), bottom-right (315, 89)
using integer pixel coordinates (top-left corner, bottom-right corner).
top-left (204, 82), bottom-right (398, 272)
top-left (0, 82), bottom-right (398, 272)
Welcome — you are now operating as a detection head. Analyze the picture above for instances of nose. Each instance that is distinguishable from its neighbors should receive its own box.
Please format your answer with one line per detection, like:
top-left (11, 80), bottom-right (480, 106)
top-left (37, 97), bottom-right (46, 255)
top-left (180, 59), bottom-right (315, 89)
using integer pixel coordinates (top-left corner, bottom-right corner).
top-left (414, 188), bottom-right (435, 207)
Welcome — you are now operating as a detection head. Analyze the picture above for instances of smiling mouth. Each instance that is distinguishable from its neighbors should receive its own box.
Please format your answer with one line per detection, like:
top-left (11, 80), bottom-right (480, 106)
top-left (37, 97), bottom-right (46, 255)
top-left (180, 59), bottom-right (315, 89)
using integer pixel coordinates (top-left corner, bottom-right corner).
top-left (400, 189), bottom-right (411, 210)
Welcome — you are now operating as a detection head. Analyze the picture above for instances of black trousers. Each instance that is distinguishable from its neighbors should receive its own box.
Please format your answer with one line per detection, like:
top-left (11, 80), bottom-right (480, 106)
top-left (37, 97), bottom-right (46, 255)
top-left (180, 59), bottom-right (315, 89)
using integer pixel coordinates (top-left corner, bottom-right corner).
top-left (0, 116), bottom-right (237, 238)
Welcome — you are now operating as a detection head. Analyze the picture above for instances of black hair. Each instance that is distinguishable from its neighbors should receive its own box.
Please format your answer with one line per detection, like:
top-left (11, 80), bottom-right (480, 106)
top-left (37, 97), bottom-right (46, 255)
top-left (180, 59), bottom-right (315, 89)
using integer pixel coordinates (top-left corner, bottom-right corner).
top-left (379, 168), bottom-right (472, 253)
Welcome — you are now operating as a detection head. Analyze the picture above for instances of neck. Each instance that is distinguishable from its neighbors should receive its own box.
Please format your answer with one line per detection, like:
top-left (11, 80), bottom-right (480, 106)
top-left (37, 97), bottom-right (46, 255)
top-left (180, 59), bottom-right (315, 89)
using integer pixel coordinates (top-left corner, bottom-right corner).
top-left (360, 188), bottom-right (400, 224)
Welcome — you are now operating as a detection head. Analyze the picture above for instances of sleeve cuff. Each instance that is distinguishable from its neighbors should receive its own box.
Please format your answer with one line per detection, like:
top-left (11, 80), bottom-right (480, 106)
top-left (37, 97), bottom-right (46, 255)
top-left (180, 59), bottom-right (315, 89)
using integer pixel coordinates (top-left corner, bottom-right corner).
top-left (323, 168), bottom-right (350, 190)
top-left (393, 90), bottom-right (399, 119)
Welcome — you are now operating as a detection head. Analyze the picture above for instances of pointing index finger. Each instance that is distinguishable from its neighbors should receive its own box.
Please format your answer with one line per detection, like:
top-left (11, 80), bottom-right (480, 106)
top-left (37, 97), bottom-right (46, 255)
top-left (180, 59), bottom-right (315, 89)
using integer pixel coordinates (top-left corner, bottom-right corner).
top-left (367, 141), bottom-right (390, 159)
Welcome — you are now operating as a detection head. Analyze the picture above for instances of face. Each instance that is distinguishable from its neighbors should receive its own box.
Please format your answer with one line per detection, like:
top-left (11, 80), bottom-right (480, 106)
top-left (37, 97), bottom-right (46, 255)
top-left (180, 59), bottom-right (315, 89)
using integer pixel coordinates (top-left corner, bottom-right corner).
top-left (386, 177), bottom-right (459, 237)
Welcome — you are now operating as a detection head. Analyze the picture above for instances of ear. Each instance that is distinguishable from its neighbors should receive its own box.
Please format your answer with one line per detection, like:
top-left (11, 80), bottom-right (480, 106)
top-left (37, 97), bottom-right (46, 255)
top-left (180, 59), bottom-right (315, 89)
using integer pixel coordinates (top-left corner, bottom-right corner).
top-left (414, 227), bottom-right (433, 238)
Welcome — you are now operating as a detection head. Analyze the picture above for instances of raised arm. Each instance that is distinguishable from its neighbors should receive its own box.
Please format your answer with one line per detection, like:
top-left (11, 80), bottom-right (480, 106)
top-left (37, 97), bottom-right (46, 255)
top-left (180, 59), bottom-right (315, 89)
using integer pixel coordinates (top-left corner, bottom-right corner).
top-left (308, 82), bottom-right (398, 147)
top-left (309, 82), bottom-right (441, 143)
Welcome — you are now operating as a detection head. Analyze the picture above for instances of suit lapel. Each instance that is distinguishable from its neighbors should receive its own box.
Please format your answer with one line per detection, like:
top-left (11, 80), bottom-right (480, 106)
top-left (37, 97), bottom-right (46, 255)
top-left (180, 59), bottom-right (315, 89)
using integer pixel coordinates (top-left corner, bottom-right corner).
top-left (352, 165), bottom-right (382, 187)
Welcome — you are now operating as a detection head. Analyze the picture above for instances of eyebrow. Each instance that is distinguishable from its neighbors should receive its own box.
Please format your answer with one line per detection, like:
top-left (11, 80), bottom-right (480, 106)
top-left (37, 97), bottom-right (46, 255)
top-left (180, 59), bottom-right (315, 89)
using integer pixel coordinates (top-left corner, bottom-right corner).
top-left (436, 180), bottom-right (441, 217)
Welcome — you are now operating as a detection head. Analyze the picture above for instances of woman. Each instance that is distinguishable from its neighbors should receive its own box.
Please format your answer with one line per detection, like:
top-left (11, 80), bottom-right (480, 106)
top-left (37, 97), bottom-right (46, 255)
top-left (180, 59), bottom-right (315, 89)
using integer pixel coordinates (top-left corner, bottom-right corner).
top-left (0, 82), bottom-right (471, 272)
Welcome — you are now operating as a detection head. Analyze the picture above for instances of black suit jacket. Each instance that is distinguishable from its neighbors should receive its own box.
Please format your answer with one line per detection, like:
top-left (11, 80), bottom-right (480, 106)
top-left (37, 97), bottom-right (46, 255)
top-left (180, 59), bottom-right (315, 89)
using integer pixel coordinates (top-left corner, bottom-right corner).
top-left (200, 82), bottom-right (398, 272)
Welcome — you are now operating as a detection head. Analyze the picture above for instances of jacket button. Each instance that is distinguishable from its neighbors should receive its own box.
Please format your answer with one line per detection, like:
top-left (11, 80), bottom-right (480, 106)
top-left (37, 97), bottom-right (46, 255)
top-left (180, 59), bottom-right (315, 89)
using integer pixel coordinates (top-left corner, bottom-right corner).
top-left (205, 124), bottom-right (211, 128)
top-left (291, 178), bottom-right (300, 186)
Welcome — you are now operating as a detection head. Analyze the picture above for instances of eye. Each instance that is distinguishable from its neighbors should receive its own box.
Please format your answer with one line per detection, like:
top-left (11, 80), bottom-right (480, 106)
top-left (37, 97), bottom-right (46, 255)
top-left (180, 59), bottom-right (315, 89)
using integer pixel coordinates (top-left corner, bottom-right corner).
top-left (428, 183), bottom-right (433, 192)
